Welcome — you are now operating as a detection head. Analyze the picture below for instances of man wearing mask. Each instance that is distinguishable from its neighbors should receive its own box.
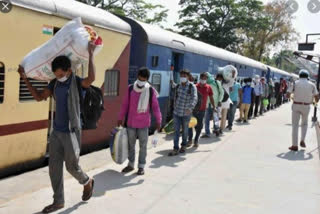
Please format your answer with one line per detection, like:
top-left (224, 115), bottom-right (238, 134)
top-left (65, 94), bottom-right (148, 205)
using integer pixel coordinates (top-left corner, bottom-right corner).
top-left (169, 69), bottom-right (197, 156)
top-left (17, 43), bottom-right (96, 213)
top-left (187, 72), bottom-right (215, 147)
top-left (203, 72), bottom-right (224, 138)
top-left (118, 67), bottom-right (162, 175)
top-left (287, 70), bottom-right (319, 151)
top-left (249, 75), bottom-right (262, 119)
top-left (259, 77), bottom-right (269, 116)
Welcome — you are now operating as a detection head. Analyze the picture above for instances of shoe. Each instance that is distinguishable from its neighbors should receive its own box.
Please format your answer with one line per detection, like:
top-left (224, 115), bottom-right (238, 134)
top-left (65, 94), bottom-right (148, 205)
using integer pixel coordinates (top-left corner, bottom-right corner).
top-left (137, 168), bottom-right (145, 175)
top-left (122, 165), bottom-right (134, 173)
top-left (179, 146), bottom-right (186, 153)
top-left (288, 146), bottom-right (298, 151)
top-left (193, 142), bottom-right (199, 148)
top-left (227, 126), bottom-right (232, 131)
top-left (168, 149), bottom-right (179, 156)
top-left (236, 119), bottom-right (242, 123)
top-left (219, 129), bottom-right (223, 135)
top-left (214, 130), bottom-right (220, 137)
top-left (300, 141), bottom-right (306, 148)
top-left (82, 178), bottom-right (94, 201)
top-left (186, 140), bottom-right (193, 147)
top-left (42, 203), bottom-right (65, 213)
top-left (201, 134), bottom-right (210, 138)
top-left (243, 120), bottom-right (248, 123)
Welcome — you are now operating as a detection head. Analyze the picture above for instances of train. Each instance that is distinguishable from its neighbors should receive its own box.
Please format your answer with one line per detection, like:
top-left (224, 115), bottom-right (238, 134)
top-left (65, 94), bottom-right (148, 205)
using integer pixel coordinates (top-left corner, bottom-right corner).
top-left (0, 0), bottom-right (297, 178)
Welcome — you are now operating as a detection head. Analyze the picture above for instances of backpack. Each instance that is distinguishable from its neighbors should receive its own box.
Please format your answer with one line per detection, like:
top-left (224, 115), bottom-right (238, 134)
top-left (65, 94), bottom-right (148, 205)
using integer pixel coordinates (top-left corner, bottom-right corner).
top-left (52, 76), bottom-right (105, 130)
top-left (221, 87), bottom-right (229, 102)
top-left (124, 85), bottom-right (154, 127)
top-left (175, 84), bottom-right (202, 114)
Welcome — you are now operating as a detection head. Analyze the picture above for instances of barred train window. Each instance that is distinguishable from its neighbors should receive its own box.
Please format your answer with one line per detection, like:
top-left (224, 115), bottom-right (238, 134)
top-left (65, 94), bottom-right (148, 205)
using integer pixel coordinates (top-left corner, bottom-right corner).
top-left (151, 73), bottom-right (161, 93)
top-left (104, 69), bottom-right (120, 96)
top-left (19, 78), bottom-right (48, 102)
top-left (0, 62), bottom-right (4, 104)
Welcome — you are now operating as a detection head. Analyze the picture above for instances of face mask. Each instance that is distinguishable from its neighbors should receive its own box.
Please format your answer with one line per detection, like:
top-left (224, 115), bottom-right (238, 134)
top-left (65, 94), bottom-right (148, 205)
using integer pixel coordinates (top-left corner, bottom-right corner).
top-left (57, 75), bottom-right (68, 82)
top-left (180, 77), bottom-right (187, 83)
top-left (200, 80), bottom-right (207, 85)
top-left (137, 79), bottom-right (146, 87)
top-left (246, 82), bottom-right (251, 86)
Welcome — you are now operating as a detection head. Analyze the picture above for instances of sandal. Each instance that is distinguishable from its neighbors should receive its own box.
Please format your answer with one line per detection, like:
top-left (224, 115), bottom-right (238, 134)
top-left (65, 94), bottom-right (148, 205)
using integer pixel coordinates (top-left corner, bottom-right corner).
top-left (82, 179), bottom-right (95, 201)
top-left (42, 203), bottom-right (64, 213)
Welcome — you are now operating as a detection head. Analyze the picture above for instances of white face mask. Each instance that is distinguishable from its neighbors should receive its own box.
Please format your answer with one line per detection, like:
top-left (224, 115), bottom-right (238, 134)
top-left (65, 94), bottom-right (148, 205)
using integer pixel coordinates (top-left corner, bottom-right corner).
top-left (200, 80), bottom-right (207, 85)
top-left (180, 77), bottom-right (187, 83)
top-left (57, 75), bottom-right (68, 82)
top-left (246, 82), bottom-right (251, 86)
top-left (137, 79), bottom-right (146, 87)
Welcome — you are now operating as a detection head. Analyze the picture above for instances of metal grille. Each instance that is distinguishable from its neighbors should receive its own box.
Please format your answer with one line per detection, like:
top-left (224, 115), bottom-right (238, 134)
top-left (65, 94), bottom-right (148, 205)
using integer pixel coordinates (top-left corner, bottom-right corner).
top-left (151, 73), bottom-right (161, 93)
top-left (0, 62), bottom-right (4, 103)
top-left (19, 78), bottom-right (48, 101)
top-left (104, 69), bottom-right (120, 96)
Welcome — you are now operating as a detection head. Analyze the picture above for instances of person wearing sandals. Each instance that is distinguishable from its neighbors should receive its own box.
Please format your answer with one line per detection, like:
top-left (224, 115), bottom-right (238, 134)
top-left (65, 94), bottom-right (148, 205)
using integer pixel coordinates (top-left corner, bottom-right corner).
top-left (169, 69), bottom-right (198, 156)
top-left (118, 67), bottom-right (162, 175)
top-left (17, 43), bottom-right (96, 214)
top-left (187, 72), bottom-right (215, 148)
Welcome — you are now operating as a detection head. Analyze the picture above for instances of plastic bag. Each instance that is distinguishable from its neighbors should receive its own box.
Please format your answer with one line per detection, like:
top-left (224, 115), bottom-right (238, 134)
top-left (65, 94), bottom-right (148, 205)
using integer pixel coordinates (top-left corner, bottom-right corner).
top-left (109, 127), bottom-right (128, 164)
top-left (151, 131), bottom-right (159, 148)
top-left (21, 17), bottom-right (103, 81)
top-left (189, 117), bottom-right (198, 128)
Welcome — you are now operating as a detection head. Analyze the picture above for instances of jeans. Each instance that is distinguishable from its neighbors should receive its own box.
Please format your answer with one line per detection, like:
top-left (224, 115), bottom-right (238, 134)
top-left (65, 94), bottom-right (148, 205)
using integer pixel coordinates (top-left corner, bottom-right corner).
top-left (227, 101), bottom-right (238, 127)
top-left (188, 111), bottom-right (205, 143)
top-left (174, 114), bottom-right (191, 150)
top-left (127, 127), bottom-right (149, 169)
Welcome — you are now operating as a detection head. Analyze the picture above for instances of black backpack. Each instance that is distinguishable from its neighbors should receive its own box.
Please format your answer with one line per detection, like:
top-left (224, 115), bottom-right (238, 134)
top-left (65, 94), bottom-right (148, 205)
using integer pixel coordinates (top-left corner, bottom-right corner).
top-left (52, 77), bottom-right (105, 130)
top-left (221, 87), bottom-right (229, 102)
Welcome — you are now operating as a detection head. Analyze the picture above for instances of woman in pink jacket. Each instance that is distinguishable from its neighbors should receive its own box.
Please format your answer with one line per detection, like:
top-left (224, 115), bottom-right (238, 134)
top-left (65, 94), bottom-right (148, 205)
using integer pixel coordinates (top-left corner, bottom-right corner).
top-left (118, 67), bottom-right (162, 175)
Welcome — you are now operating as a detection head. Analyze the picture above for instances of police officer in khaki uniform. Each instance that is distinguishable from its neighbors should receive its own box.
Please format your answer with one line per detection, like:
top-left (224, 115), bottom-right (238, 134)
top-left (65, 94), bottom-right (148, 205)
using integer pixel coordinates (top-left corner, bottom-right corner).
top-left (287, 70), bottom-right (319, 151)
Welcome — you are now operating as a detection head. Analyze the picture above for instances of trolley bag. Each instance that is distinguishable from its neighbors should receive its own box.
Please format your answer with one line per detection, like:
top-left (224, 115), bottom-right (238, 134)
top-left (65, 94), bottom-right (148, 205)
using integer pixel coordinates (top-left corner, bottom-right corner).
top-left (109, 127), bottom-right (128, 164)
top-left (21, 17), bottom-right (103, 81)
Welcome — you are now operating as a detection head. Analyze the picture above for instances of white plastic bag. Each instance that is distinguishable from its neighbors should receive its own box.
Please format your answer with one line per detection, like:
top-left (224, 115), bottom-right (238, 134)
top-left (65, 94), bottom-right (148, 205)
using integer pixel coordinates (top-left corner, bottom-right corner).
top-left (21, 17), bottom-right (103, 81)
top-left (151, 131), bottom-right (159, 148)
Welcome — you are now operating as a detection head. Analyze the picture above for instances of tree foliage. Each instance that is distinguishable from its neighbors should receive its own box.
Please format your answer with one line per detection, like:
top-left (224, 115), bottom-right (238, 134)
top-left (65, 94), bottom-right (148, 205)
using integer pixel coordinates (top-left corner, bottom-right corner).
top-left (75, 0), bottom-right (168, 25)
top-left (175, 0), bottom-right (267, 52)
top-left (239, 0), bottom-right (298, 61)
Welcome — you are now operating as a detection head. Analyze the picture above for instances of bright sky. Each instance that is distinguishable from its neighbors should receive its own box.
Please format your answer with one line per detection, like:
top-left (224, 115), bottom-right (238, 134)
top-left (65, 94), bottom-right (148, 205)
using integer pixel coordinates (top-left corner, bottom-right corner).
top-left (156, 0), bottom-right (320, 53)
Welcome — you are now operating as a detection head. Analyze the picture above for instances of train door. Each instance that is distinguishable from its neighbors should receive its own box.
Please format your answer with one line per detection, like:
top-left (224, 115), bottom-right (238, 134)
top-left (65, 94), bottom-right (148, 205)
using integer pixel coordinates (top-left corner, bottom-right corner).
top-left (171, 52), bottom-right (184, 83)
top-left (266, 67), bottom-right (271, 83)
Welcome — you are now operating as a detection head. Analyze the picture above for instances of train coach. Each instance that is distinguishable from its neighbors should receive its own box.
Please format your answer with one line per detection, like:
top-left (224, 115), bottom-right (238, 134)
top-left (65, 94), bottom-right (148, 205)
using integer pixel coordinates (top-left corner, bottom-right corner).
top-left (0, 0), bottom-right (131, 178)
top-left (120, 18), bottom-right (293, 126)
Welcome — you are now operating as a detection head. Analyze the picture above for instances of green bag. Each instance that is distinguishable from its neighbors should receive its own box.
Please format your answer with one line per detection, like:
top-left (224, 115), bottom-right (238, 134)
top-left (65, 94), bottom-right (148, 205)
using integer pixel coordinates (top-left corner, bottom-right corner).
top-left (263, 98), bottom-right (269, 107)
top-left (164, 119), bottom-right (175, 134)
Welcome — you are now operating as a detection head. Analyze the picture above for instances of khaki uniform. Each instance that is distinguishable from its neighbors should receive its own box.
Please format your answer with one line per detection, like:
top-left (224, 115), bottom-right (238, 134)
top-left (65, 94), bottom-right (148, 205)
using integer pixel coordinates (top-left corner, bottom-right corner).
top-left (288, 79), bottom-right (318, 146)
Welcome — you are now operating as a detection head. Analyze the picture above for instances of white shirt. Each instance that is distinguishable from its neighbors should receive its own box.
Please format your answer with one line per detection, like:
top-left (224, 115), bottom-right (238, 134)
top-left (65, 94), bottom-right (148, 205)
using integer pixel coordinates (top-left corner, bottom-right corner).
top-left (288, 78), bottom-right (318, 103)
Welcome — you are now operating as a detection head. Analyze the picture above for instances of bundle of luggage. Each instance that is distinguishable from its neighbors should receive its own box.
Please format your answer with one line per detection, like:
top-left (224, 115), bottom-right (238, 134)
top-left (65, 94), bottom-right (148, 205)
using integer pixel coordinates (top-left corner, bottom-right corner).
top-left (21, 17), bottom-right (103, 81)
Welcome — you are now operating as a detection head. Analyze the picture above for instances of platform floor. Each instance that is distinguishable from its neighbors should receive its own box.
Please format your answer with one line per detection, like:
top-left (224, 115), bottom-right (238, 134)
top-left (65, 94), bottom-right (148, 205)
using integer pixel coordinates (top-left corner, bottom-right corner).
top-left (1, 103), bottom-right (320, 214)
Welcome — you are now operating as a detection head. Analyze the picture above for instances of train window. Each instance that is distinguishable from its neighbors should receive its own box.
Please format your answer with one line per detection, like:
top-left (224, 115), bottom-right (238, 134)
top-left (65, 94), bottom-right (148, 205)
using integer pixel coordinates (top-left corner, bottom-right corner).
top-left (104, 69), bottom-right (120, 96)
top-left (19, 78), bottom-right (48, 102)
top-left (0, 62), bottom-right (4, 104)
top-left (151, 56), bottom-right (159, 67)
top-left (53, 27), bottom-right (61, 35)
top-left (151, 73), bottom-right (161, 93)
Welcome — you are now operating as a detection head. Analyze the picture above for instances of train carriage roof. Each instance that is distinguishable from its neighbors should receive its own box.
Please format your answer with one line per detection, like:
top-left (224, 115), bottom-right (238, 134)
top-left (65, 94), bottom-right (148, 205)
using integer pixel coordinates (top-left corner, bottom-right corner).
top-left (135, 21), bottom-right (268, 71)
top-left (11, 0), bottom-right (131, 35)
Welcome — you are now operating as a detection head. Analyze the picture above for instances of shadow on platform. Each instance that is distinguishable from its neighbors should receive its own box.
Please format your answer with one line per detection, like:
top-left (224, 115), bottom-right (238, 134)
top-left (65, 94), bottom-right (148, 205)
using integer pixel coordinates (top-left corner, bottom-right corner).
top-left (277, 150), bottom-right (313, 161)
top-left (92, 170), bottom-right (144, 198)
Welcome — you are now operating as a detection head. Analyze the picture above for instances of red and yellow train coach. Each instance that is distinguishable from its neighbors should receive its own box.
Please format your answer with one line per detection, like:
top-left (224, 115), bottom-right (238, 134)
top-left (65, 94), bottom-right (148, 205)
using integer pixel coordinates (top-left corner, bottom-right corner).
top-left (0, 0), bottom-right (131, 177)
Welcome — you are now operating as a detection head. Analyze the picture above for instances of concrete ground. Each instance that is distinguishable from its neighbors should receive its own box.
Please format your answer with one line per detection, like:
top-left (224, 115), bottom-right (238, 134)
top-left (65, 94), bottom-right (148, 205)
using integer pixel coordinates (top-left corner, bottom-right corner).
top-left (0, 103), bottom-right (320, 214)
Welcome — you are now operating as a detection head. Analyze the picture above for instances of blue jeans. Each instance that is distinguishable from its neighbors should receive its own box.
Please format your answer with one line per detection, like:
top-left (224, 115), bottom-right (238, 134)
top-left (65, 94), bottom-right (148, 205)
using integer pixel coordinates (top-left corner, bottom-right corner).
top-left (227, 101), bottom-right (238, 127)
top-left (205, 105), bottom-right (220, 135)
top-left (188, 111), bottom-right (205, 143)
top-left (174, 114), bottom-right (191, 150)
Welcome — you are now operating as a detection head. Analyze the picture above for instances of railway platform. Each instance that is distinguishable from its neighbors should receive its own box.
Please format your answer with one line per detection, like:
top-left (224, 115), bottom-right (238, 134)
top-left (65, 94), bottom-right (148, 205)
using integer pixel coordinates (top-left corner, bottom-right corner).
top-left (0, 103), bottom-right (320, 214)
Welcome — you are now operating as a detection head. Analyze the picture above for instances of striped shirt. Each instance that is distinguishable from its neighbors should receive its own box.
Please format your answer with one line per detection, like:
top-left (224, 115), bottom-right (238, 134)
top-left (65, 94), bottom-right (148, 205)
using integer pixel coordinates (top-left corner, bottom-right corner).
top-left (174, 82), bottom-right (198, 117)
